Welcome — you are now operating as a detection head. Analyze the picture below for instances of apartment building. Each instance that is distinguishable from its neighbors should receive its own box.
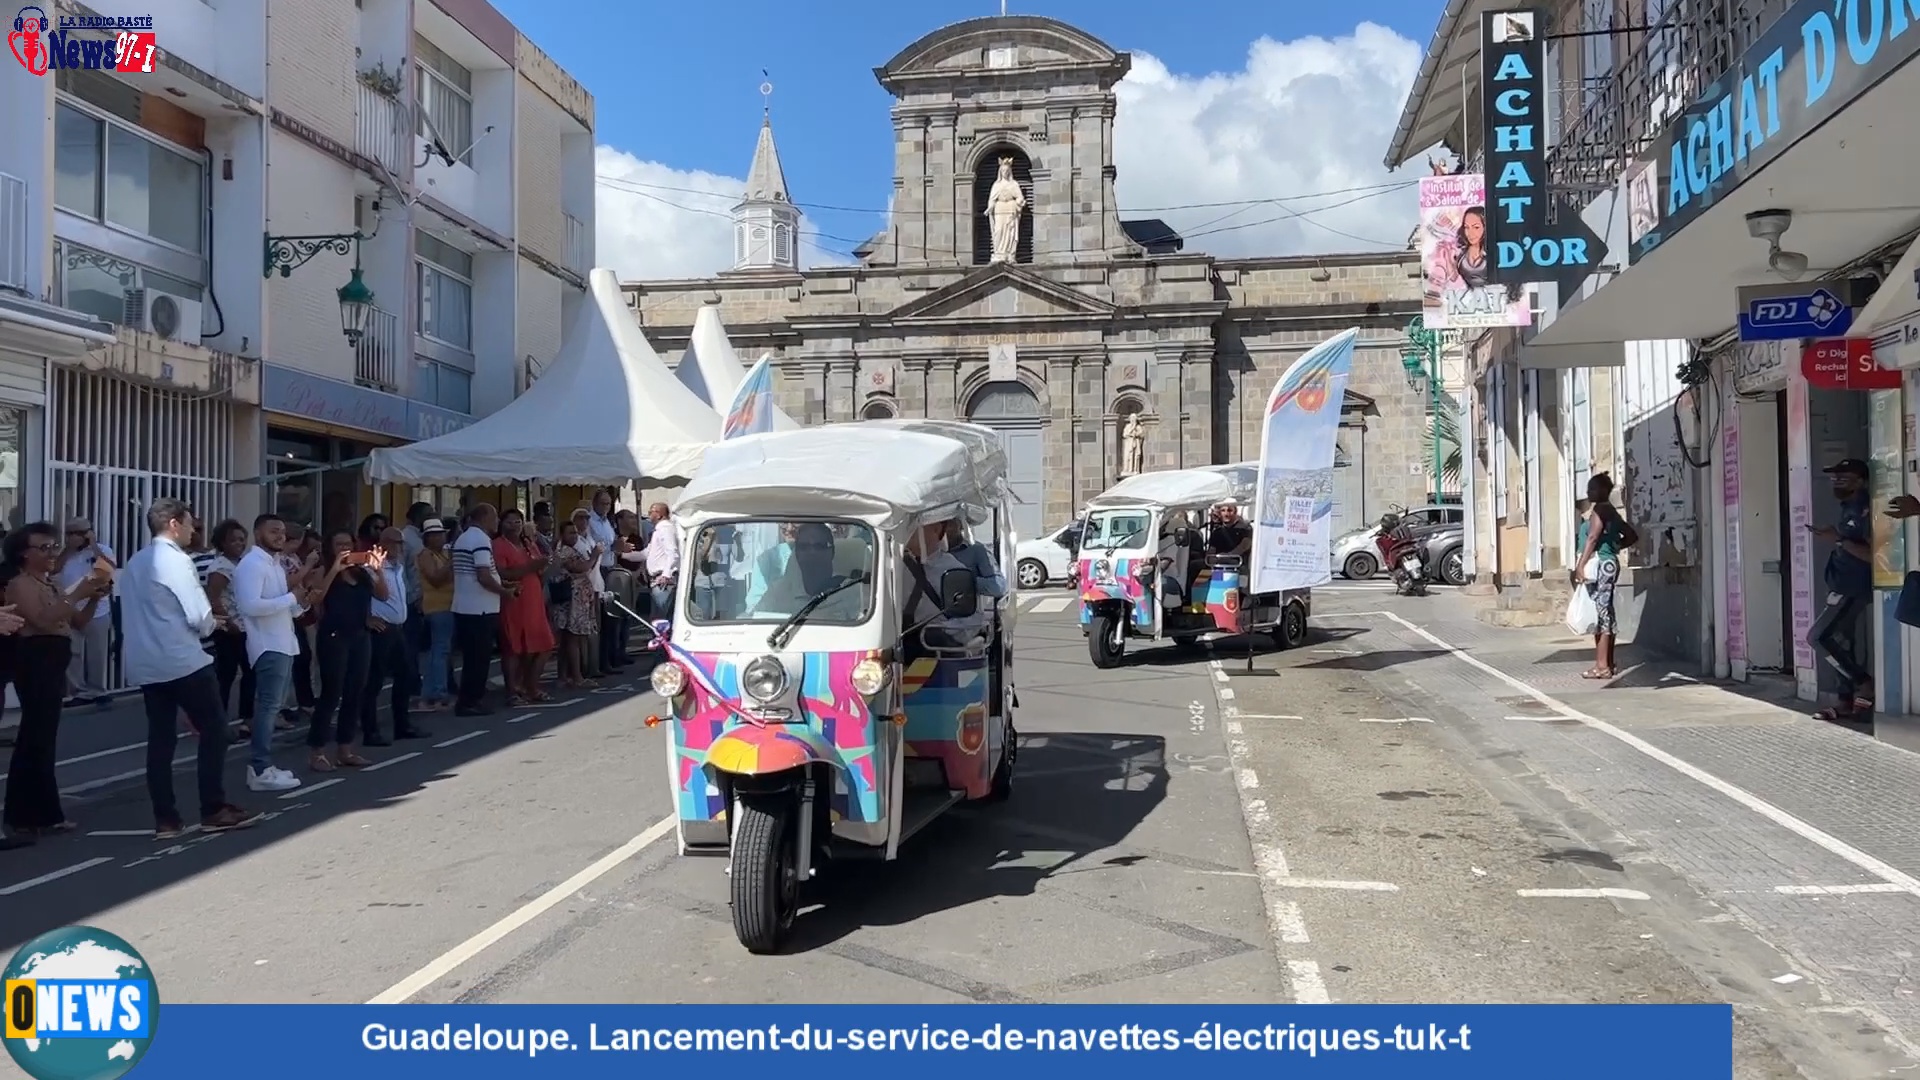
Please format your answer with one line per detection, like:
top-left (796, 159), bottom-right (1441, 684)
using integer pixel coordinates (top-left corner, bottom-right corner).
top-left (1384, 0), bottom-right (1920, 715)
top-left (0, 0), bottom-right (593, 690)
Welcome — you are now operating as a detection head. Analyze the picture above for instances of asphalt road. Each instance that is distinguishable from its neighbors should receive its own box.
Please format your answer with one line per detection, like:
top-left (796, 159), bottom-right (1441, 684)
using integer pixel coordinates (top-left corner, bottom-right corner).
top-left (1, 579), bottom-right (1914, 1080)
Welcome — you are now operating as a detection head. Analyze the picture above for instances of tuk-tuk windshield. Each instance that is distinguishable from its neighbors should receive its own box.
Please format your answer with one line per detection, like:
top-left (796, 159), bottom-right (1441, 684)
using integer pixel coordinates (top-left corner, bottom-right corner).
top-left (687, 519), bottom-right (878, 626)
top-left (1083, 509), bottom-right (1151, 552)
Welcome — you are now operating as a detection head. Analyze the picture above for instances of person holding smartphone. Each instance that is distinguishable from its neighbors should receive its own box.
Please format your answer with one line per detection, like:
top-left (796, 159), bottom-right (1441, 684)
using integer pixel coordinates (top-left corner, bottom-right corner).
top-left (55, 518), bottom-right (115, 707)
top-left (1809, 459), bottom-right (1875, 721)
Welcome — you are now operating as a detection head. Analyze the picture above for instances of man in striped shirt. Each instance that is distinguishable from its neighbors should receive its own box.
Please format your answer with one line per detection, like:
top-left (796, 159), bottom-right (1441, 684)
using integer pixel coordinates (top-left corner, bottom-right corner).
top-left (451, 504), bottom-right (507, 716)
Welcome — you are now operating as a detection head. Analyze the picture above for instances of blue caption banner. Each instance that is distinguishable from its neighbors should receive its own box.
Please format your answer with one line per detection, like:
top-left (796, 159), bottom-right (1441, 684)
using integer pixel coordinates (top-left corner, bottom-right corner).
top-left (129, 1005), bottom-right (1732, 1078)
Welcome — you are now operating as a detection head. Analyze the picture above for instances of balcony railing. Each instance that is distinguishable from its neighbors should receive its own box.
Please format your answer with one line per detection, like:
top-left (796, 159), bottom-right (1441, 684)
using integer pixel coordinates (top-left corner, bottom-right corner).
top-left (0, 172), bottom-right (26, 293)
top-left (1546, 0), bottom-right (1798, 210)
top-left (564, 212), bottom-right (590, 277)
top-left (356, 83), bottom-right (406, 179)
top-left (355, 305), bottom-right (400, 392)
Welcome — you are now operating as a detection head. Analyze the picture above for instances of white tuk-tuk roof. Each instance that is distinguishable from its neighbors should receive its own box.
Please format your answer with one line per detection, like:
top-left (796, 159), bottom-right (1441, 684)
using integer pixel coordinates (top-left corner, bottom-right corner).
top-left (1086, 463), bottom-right (1257, 510)
top-left (677, 419), bottom-right (1009, 530)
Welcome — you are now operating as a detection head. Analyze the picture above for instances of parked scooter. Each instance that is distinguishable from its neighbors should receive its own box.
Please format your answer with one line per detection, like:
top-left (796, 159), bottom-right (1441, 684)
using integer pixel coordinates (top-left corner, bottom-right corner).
top-left (1374, 510), bottom-right (1430, 596)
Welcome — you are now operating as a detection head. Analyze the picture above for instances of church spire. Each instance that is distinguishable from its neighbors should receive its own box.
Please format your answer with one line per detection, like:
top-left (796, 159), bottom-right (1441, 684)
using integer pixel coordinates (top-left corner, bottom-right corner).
top-left (731, 79), bottom-right (800, 272)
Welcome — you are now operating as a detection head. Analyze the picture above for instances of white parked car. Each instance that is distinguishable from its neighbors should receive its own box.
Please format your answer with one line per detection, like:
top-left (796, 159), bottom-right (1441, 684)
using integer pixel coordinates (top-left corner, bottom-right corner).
top-left (1330, 504), bottom-right (1464, 579)
top-left (1014, 519), bottom-right (1083, 589)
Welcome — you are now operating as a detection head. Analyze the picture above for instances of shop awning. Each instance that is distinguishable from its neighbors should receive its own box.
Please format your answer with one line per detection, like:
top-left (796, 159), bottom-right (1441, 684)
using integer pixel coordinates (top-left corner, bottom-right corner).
top-left (364, 269), bottom-right (719, 486)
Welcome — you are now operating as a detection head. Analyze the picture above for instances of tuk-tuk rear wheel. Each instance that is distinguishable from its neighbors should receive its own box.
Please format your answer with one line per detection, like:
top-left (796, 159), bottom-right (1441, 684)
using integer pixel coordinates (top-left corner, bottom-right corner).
top-left (730, 796), bottom-right (798, 954)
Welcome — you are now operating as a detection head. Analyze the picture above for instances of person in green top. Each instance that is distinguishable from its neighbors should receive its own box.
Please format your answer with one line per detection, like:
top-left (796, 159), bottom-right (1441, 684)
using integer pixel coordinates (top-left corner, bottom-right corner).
top-left (1570, 473), bottom-right (1638, 680)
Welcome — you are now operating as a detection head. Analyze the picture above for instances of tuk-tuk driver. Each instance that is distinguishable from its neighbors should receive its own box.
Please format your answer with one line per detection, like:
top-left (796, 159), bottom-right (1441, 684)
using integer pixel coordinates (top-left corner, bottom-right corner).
top-left (944, 520), bottom-right (1007, 598)
top-left (754, 523), bottom-right (866, 621)
top-left (1209, 502), bottom-right (1253, 559)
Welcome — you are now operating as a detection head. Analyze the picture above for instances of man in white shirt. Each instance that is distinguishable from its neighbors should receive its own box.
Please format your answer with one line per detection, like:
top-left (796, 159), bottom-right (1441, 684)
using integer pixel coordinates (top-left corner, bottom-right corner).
top-left (451, 504), bottom-right (508, 716)
top-left (901, 522), bottom-right (975, 630)
top-left (364, 526), bottom-right (429, 743)
top-left (643, 502), bottom-right (681, 630)
top-left (587, 489), bottom-right (619, 573)
top-left (120, 498), bottom-right (261, 837)
top-left (401, 501), bottom-right (433, 664)
top-left (232, 513), bottom-right (317, 793)
top-left (56, 517), bottom-right (115, 706)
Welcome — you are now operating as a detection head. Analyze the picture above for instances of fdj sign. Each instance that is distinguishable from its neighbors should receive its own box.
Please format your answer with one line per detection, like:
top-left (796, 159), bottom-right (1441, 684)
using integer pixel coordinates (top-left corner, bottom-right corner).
top-left (1479, 9), bottom-right (1603, 297)
top-left (4, 978), bottom-right (153, 1040)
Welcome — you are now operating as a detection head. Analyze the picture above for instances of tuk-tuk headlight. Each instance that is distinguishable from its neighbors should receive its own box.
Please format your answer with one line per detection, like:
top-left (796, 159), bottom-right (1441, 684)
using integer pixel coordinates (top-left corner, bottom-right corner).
top-left (849, 657), bottom-right (887, 696)
top-left (650, 662), bottom-right (687, 698)
top-left (742, 655), bottom-right (788, 702)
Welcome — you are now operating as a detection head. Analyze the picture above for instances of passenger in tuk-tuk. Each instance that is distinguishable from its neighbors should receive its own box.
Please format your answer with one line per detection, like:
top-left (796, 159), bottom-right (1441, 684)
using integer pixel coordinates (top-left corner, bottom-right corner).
top-left (900, 520), bottom-right (989, 660)
top-left (1209, 502), bottom-right (1253, 558)
top-left (752, 523), bottom-right (866, 620)
top-left (944, 520), bottom-right (1007, 598)
top-left (1157, 511), bottom-right (1192, 608)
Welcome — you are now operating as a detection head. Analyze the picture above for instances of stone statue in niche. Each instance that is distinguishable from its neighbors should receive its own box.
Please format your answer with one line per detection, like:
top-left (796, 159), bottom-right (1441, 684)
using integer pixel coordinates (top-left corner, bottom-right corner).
top-left (986, 156), bottom-right (1026, 263)
top-left (1121, 412), bottom-right (1145, 476)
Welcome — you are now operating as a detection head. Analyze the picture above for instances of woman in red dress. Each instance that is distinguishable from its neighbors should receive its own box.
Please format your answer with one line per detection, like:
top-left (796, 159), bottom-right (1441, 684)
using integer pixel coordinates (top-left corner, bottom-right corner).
top-left (492, 508), bottom-right (556, 704)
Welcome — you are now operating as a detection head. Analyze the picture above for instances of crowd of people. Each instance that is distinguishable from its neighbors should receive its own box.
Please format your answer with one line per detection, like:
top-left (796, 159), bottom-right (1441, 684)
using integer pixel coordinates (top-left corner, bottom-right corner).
top-left (0, 489), bottom-right (682, 847)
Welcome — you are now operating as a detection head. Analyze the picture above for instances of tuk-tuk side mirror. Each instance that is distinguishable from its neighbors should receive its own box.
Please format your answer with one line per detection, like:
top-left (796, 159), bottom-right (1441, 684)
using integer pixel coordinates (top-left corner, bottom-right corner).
top-left (940, 568), bottom-right (979, 619)
top-left (1174, 526), bottom-right (1193, 547)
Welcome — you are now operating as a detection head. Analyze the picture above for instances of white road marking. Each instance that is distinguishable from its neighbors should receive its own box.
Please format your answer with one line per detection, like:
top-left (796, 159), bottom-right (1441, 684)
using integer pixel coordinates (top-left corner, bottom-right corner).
top-left (527, 697), bottom-right (585, 710)
top-left (62, 761), bottom-right (187, 796)
top-left (1217, 688), bottom-right (1235, 700)
top-left (1273, 900), bottom-right (1311, 944)
top-left (1028, 596), bottom-right (1072, 614)
top-left (367, 815), bottom-right (678, 1005)
top-left (1374, 609), bottom-right (1920, 898)
top-left (361, 752), bottom-right (422, 772)
top-left (505, 712), bottom-right (539, 724)
top-left (1235, 714), bottom-right (1303, 720)
top-left (1502, 715), bottom-right (1567, 722)
top-left (1212, 668), bottom-right (1230, 683)
top-left (1224, 721), bottom-right (1243, 735)
top-left (434, 731), bottom-right (487, 748)
top-left (1270, 878), bottom-right (1402, 892)
top-left (1773, 883), bottom-right (1909, 896)
top-left (85, 829), bottom-right (153, 837)
top-left (1517, 887), bottom-right (1651, 900)
top-left (288, 778), bottom-right (343, 798)
top-left (1286, 959), bottom-right (1331, 1004)
top-left (0, 857), bottom-right (112, 895)
top-left (1358, 717), bottom-right (1432, 724)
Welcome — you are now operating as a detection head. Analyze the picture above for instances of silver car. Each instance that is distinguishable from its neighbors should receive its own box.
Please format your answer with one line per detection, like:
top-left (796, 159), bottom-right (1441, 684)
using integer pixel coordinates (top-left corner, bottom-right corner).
top-left (1330, 504), bottom-right (1463, 579)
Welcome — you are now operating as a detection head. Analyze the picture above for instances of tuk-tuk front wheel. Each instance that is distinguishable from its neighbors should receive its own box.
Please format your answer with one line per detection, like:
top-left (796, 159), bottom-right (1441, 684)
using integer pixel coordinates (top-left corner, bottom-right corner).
top-left (729, 795), bottom-right (799, 954)
top-left (1271, 600), bottom-right (1309, 650)
top-left (1087, 610), bottom-right (1126, 668)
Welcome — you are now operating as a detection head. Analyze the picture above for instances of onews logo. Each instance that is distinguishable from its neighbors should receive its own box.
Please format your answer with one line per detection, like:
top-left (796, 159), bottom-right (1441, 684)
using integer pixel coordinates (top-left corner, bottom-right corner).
top-left (2, 926), bottom-right (160, 1080)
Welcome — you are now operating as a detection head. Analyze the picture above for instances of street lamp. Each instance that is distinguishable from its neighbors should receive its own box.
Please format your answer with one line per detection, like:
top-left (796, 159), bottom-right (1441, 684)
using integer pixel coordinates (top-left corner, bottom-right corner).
top-left (1400, 315), bottom-right (1444, 505)
top-left (263, 232), bottom-right (377, 347)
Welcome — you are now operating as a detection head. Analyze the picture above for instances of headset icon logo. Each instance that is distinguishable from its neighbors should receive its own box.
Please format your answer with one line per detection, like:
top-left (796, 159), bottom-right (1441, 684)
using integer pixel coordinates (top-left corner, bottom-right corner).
top-left (9, 6), bottom-right (50, 75)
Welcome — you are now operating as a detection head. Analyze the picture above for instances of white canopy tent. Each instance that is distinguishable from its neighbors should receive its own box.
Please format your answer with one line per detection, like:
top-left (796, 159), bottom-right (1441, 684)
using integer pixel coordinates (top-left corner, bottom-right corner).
top-left (365, 269), bottom-right (720, 486)
top-left (675, 303), bottom-right (799, 430)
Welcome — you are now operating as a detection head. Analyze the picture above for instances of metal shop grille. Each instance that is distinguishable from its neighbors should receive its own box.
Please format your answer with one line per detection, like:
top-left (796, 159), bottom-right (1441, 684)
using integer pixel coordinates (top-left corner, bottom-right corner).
top-left (47, 366), bottom-right (233, 691)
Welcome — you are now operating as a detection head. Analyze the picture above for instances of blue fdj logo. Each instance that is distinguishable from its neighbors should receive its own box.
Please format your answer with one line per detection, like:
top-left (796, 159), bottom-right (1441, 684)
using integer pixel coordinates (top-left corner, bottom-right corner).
top-left (2, 927), bottom-right (159, 1080)
top-left (1749, 288), bottom-right (1843, 328)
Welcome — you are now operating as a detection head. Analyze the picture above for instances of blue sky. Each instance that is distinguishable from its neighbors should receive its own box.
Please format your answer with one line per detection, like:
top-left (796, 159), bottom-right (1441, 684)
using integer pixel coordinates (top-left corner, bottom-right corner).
top-left (486, 1), bottom-right (1441, 279)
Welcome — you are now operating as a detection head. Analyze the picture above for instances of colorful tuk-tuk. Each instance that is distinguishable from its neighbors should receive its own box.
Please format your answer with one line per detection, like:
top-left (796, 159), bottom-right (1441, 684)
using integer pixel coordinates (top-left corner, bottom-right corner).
top-left (1077, 464), bottom-right (1310, 668)
top-left (648, 419), bottom-right (1017, 953)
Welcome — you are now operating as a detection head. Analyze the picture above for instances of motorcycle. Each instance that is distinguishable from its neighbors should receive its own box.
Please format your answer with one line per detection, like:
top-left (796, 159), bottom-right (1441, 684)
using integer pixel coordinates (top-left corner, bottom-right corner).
top-left (1374, 511), bottom-right (1430, 596)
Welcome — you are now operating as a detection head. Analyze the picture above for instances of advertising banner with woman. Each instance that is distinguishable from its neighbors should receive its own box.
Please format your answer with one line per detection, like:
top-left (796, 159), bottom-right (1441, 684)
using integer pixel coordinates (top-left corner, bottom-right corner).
top-left (1418, 174), bottom-right (1531, 330)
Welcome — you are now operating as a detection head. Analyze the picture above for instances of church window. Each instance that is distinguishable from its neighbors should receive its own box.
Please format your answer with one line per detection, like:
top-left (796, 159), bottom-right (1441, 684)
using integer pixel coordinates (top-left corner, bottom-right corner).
top-left (774, 224), bottom-right (792, 265)
top-left (860, 398), bottom-right (896, 420)
top-left (734, 224), bottom-right (746, 264)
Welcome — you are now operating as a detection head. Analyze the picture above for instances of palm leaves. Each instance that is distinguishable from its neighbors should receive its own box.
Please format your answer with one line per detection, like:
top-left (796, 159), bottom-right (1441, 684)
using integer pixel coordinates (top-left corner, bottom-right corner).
top-left (1419, 400), bottom-right (1465, 493)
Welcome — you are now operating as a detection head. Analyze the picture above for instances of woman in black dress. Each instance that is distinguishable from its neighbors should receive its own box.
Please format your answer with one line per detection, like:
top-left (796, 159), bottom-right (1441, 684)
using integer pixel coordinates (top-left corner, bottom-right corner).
top-left (2, 522), bottom-right (110, 843)
top-left (307, 530), bottom-right (389, 772)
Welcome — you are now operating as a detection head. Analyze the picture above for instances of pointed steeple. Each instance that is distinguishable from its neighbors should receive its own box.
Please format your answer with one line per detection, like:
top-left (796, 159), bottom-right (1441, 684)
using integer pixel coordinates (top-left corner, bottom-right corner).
top-left (743, 116), bottom-right (791, 205)
top-left (730, 104), bottom-right (801, 273)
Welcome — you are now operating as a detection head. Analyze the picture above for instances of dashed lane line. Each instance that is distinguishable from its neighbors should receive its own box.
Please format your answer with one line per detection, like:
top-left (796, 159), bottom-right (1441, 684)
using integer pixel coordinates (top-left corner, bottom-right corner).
top-left (0, 857), bottom-right (112, 896)
top-left (361, 752), bottom-right (421, 772)
top-left (1517, 888), bottom-right (1652, 900)
top-left (434, 731), bottom-right (488, 749)
top-left (1774, 883), bottom-right (1909, 896)
top-left (287, 778), bottom-right (344, 799)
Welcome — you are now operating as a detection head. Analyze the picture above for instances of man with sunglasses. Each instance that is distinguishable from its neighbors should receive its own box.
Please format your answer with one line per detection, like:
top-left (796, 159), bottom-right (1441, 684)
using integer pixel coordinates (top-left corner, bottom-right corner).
top-left (56, 517), bottom-right (117, 707)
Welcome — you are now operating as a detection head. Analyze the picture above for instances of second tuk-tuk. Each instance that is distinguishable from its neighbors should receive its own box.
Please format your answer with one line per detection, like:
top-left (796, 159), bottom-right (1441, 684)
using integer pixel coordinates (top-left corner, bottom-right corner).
top-left (648, 419), bottom-right (1018, 953)
top-left (1076, 465), bottom-right (1310, 668)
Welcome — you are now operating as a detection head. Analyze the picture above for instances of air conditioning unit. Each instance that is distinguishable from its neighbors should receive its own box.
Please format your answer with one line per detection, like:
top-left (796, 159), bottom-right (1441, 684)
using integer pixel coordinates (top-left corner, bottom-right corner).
top-left (122, 288), bottom-right (204, 346)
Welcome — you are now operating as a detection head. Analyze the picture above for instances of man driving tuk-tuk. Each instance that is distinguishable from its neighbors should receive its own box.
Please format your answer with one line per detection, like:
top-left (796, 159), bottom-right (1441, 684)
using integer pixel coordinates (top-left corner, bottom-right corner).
top-left (1077, 466), bottom-right (1310, 668)
top-left (647, 419), bottom-right (1018, 955)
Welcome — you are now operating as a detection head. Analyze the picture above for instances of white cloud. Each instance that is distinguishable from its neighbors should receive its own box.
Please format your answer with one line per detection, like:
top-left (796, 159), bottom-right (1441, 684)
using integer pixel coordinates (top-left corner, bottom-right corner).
top-left (1114, 23), bottom-right (1427, 256)
top-left (594, 22), bottom-right (1427, 278)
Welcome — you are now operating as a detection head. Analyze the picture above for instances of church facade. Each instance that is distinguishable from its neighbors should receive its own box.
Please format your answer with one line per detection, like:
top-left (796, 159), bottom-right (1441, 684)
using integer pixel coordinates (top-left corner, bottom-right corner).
top-left (622, 15), bottom-right (1430, 539)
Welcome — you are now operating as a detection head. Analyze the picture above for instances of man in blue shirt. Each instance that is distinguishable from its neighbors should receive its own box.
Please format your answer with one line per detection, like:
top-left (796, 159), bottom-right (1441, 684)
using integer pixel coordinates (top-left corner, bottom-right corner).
top-left (363, 527), bottom-right (430, 744)
top-left (120, 497), bottom-right (262, 838)
top-left (1810, 458), bottom-right (1875, 721)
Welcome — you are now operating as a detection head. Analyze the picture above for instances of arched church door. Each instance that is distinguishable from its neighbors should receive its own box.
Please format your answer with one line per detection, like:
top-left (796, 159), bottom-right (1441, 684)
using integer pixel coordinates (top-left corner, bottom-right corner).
top-left (966, 381), bottom-right (1044, 540)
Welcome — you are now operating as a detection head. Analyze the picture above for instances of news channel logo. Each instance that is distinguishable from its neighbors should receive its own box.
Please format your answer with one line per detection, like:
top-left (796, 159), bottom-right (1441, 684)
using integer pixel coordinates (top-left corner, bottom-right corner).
top-left (3, 926), bottom-right (159, 1080)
